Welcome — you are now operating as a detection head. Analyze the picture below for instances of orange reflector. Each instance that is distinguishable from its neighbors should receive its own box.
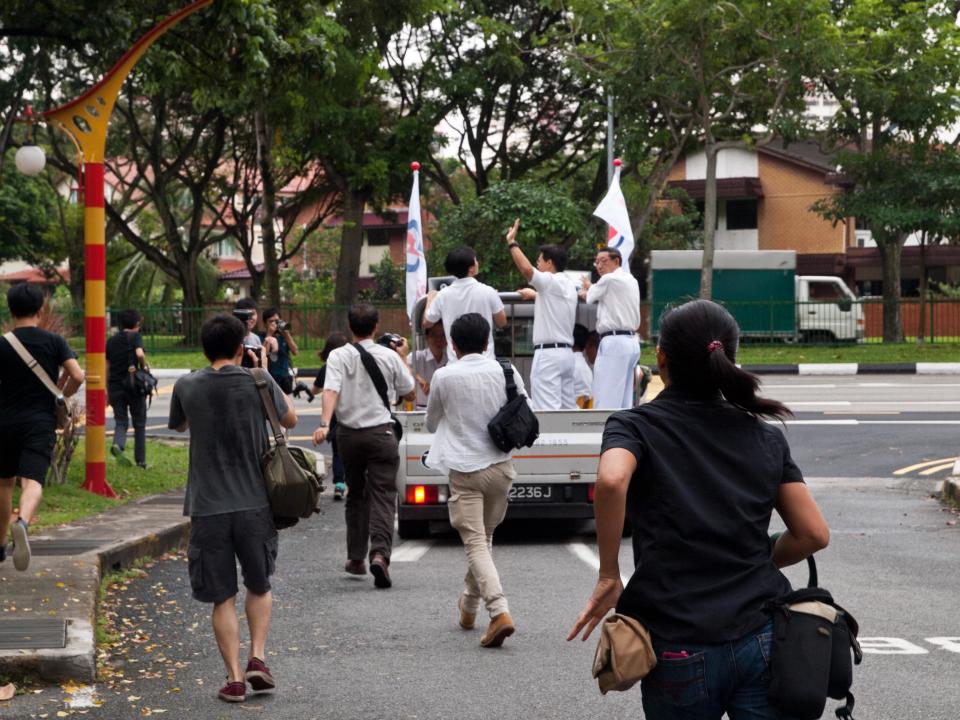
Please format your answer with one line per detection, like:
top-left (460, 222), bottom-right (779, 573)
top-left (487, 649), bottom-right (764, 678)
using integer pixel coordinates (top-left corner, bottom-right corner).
top-left (414, 485), bottom-right (426, 504)
top-left (587, 483), bottom-right (596, 502)
top-left (406, 484), bottom-right (440, 504)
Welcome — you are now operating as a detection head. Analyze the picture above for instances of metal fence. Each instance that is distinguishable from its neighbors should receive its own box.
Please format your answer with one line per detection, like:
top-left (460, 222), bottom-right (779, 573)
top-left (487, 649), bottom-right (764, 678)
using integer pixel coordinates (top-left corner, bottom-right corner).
top-left (4, 299), bottom-right (960, 352)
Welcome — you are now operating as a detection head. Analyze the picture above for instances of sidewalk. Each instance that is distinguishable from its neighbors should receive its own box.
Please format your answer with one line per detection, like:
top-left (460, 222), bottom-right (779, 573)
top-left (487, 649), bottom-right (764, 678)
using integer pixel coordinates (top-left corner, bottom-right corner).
top-left (0, 490), bottom-right (190, 682)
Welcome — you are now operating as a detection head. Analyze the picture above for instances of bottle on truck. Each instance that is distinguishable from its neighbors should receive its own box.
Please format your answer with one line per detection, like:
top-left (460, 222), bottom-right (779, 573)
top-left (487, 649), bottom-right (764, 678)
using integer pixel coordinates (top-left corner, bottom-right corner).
top-left (649, 250), bottom-right (864, 342)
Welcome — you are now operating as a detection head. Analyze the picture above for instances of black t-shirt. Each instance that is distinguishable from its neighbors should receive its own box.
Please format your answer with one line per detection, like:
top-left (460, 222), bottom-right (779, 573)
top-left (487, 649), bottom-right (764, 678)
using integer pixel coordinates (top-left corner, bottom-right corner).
top-left (0, 327), bottom-right (76, 428)
top-left (602, 385), bottom-right (803, 643)
top-left (106, 331), bottom-right (144, 389)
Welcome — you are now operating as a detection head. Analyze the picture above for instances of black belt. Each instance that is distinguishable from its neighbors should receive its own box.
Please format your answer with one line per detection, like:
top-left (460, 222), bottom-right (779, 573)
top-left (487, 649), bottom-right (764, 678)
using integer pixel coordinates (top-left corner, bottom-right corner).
top-left (534, 343), bottom-right (572, 350)
top-left (600, 330), bottom-right (635, 339)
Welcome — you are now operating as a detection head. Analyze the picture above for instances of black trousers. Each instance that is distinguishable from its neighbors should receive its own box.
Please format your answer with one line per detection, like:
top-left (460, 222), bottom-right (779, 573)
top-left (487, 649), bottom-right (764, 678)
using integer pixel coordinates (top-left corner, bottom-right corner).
top-left (108, 388), bottom-right (147, 465)
top-left (336, 423), bottom-right (399, 563)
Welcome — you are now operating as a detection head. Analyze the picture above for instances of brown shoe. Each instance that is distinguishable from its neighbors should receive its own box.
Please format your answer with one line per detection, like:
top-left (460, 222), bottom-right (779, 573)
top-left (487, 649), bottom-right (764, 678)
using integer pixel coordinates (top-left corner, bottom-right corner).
top-left (480, 612), bottom-right (515, 648)
top-left (218, 680), bottom-right (246, 703)
top-left (245, 657), bottom-right (275, 692)
top-left (458, 596), bottom-right (476, 630)
top-left (370, 553), bottom-right (392, 589)
top-left (344, 559), bottom-right (366, 575)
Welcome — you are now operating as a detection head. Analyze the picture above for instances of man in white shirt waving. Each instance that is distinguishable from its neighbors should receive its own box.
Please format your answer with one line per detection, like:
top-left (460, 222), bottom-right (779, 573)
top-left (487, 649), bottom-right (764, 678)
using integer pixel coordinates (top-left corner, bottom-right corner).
top-left (313, 303), bottom-right (415, 590)
top-left (579, 247), bottom-right (641, 409)
top-left (503, 218), bottom-right (578, 409)
top-left (425, 313), bottom-right (527, 649)
top-left (423, 246), bottom-right (506, 363)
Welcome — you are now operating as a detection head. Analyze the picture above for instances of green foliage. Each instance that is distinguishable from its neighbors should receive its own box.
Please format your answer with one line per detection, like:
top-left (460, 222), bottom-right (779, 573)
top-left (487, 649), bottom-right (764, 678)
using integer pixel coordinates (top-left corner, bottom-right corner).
top-left (433, 180), bottom-right (593, 291)
top-left (361, 254), bottom-right (404, 303)
top-left (639, 187), bottom-right (703, 254)
top-left (0, 149), bottom-right (62, 265)
top-left (280, 267), bottom-right (336, 305)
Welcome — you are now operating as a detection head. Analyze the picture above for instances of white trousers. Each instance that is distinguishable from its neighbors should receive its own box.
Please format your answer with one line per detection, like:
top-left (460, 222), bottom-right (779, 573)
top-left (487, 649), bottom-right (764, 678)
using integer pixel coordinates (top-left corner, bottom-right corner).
top-left (593, 335), bottom-right (641, 409)
top-left (531, 347), bottom-right (577, 410)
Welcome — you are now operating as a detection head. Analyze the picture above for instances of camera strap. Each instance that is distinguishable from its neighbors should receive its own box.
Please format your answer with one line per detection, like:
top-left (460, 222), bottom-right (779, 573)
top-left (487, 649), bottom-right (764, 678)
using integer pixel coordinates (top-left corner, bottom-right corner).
top-left (353, 343), bottom-right (392, 412)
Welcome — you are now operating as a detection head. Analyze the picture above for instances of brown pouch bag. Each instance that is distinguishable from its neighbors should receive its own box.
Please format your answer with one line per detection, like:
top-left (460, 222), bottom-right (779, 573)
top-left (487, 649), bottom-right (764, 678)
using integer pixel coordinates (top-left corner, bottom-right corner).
top-left (592, 613), bottom-right (658, 694)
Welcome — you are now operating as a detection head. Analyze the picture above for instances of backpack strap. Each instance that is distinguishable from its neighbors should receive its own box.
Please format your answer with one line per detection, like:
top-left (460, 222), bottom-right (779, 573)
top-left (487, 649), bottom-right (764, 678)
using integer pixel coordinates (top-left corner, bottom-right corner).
top-left (251, 368), bottom-right (286, 446)
top-left (354, 343), bottom-right (392, 412)
top-left (3, 331), bottom-right (64, 402)
top-left (498, 359), bottom-right (518, 401)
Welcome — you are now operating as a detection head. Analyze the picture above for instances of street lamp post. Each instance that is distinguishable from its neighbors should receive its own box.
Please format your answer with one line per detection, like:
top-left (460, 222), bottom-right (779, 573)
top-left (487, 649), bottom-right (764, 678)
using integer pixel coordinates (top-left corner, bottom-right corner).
top-left (18, 0), bottom-right (213, 496)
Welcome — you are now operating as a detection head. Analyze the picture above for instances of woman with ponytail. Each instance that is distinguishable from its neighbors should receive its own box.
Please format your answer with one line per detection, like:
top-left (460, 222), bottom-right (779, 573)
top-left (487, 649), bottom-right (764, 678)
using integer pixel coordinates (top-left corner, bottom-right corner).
top-left (569, 299), bottom-right (829, 720)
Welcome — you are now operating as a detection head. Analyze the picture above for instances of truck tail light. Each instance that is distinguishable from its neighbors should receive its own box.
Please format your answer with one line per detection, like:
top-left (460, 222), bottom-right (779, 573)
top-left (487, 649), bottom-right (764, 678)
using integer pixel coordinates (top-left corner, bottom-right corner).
top-left (587, 483), bottom-right (596, 503)
top-left (407, 484), bottom-right (440, 504)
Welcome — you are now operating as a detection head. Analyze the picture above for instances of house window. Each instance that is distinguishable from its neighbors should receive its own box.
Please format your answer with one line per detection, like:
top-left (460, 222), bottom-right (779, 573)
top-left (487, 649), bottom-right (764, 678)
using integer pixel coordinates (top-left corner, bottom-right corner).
top-left (364, 228), bottom-right (391, 246)
top-left (216, 237), bottom-right (237, 258)
top-left (726, 199), bottom-right (757, 230)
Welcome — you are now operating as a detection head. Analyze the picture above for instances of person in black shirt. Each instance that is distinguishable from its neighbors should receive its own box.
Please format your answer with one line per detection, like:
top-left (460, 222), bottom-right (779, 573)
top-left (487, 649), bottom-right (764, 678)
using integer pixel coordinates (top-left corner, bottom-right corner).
top-left (0, 284), bottom-right (84, 571)
top-left (312, 332), bottom-right (347, 500)
top-left (106, 309), bottom-right (149, 468)
top-left (569, 299), bottom-right (830, 720)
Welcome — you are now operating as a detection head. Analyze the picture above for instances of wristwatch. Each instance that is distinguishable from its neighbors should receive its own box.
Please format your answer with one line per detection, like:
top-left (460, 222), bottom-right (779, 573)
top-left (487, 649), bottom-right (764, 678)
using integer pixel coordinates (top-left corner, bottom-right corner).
top-left (318, 420), bottom-right (328, 428)
top-left (508, 242), bottom-right (520, 250)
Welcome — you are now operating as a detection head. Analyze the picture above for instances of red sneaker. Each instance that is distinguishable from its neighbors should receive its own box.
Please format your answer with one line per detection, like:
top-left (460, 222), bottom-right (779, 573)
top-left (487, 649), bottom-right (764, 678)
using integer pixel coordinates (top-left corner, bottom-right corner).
top-left (245, 657), bottom-right (276, 692)
top-left (218, 680), bottom-right (246, 703)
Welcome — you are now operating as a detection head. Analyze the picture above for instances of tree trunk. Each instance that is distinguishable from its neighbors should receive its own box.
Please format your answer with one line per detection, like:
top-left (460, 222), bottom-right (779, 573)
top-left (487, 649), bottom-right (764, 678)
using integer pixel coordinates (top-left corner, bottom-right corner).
top-left (180, 263), bottom-right (205, 347)
top-left (255, 105), bottom-right (281, 308)
top-left (699, 139), bottom-right (718, 299)
top-left (876, 236), bottom-right (904, 343)
top-left (917, 232), bottom-right (927, 344)
top-left (333, 189), bottom-right (366, 331)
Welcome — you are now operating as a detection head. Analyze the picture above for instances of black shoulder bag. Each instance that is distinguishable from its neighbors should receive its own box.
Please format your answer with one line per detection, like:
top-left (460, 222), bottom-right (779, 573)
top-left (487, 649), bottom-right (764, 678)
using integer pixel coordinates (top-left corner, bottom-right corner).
top-left (123, 336), bottom-right (158, 403)
top-left (353, 343), bottom-right (403, 440)
top-left (766, 555), bottom-right (863, 720)
top-left (487, 360), bottom-right (539, 452)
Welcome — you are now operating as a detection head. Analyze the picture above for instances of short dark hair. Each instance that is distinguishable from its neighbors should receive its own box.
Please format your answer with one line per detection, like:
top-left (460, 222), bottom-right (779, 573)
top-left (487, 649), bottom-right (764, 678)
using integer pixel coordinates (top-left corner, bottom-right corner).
top-left (117, 309), bottom-right (141, 330)
top-left (539, 244), bottom-right (568, 272)
top-left (348, 303), bottom-right (379, 338)
top-left (234, 297), bottom-right (257, 311)
top-left (320, 331), bottom-right (348, 361)
top-left (450, 313), bottom-right (490, 355)
top-left (598, 247), bottom-right (622, 266)
top-left (444, 246), bottom-right (477, 278)
top-left (573, 323), bottom-right (588, 351)
top-left (201, 314), bottom-right (245, 362)
top-left (7, 284), bottom-right (44, 318)
top-left (262, 307), bottom-right (280, 322)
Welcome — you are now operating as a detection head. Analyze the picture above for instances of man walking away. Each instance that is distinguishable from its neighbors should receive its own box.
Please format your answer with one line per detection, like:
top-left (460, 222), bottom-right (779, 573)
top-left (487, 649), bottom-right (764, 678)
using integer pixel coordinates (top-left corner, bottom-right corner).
top-left (579, 248), bottom-right (641, 409)
top-left (423, 246), bottom-right (506, 364)
top-left (106, 309), bottom-right (149, 468)
top-left (312, 303), bottom-right (415, 589)
top-left (411, 322), bottom-right (447, 408)
top-left (168, 315), bottom-right (296, 704)
top-left (425, 313), bottom-right (528, 648)
top-left (0, 284), bottom-right (84, 572)
top-left (504, 218), bottom-right (578, 409)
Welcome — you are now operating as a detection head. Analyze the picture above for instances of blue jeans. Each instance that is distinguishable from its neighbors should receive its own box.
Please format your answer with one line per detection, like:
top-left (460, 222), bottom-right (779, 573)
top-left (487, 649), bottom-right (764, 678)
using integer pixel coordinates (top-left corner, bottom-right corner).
top-left (641, 621), bottom-right (790, 720)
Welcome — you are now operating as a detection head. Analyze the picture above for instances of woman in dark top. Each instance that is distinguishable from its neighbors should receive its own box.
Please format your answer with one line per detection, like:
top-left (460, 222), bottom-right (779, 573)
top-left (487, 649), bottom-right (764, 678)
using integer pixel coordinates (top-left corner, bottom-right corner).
top-left (262, 307), bottom-right (299, 394)
top-left (312, 332), bottom-right (348, 500)
top-left (569, 299), bottom-right (829, 720)
top-left (106, 309), bottom-right (149, 468)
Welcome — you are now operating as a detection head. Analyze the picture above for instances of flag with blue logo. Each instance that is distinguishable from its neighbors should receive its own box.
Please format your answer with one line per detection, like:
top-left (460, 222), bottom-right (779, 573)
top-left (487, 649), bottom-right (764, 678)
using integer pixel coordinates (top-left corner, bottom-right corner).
top-left (405, 164), bottom-right (427, 322)
top-left (592, 162), bottom-right (635, 262)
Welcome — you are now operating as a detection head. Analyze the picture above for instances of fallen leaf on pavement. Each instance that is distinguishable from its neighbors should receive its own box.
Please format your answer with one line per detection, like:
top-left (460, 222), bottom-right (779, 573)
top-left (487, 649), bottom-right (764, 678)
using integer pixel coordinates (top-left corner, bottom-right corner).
top-left (0, 683), bottom-right (15, 701)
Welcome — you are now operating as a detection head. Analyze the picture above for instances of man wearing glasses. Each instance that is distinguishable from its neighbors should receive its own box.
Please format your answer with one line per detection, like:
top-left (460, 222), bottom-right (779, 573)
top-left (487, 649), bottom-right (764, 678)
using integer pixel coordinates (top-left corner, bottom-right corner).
top-left (578, 248), bottom-right (640, 409)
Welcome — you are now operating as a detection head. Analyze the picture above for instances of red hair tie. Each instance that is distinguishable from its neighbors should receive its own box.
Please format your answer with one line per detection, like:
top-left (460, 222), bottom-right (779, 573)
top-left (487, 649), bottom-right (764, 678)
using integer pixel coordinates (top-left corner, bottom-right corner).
top-left (707, 340), bottom-right (724, 353)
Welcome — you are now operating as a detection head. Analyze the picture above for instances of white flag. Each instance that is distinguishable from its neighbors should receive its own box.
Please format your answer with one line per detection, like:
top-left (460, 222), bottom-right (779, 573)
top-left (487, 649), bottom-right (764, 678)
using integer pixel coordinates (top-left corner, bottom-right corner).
top-left (592, 163), bottom-right (635, 262)
top-left (405, 164), bottom-right (427, 323)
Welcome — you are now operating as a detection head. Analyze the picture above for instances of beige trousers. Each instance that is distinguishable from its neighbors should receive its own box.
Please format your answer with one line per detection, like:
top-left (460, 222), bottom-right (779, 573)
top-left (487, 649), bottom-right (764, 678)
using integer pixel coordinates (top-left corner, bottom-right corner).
top-left (447, 460), bottom-right (516, 618)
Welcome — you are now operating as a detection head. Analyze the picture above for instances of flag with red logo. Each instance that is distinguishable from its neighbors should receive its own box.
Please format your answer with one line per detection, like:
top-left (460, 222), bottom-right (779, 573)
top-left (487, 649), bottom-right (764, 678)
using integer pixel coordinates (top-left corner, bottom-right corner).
top-left (405, 163), bottom-right (427, 322)
top-left (592, 162), bottom-right (635, 262)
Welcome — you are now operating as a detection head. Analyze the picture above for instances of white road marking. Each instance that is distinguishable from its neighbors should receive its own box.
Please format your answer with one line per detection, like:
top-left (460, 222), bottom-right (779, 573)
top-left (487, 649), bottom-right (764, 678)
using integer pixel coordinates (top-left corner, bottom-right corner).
top-left (391, 540), bottom-right (434, 563)
top-left (567, 542), bottom-right (629, 586)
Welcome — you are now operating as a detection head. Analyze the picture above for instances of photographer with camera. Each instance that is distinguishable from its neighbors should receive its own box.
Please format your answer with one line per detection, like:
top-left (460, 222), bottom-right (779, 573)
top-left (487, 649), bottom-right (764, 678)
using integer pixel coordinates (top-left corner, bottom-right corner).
top-left (262, 307), bottom-right (299, 395)
top-left (233, 298), bottom-right (267, 369)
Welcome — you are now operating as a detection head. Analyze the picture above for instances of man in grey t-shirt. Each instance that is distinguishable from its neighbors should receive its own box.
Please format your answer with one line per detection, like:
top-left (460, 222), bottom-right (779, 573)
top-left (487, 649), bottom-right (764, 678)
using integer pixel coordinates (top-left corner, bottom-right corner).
top-left (168, 314), bottom-right (296, 704)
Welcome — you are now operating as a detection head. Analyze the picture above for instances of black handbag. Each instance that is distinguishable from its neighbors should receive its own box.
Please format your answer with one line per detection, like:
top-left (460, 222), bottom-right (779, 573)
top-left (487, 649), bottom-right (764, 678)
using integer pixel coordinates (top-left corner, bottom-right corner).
top-left (487, 360), bottom-right (539, 452)
top-left (353, 343), bottom-right (403, 440)
top-left (123, 340), bottom-right (158, 401)
top-left (766, 555), bottom-right (863, 720)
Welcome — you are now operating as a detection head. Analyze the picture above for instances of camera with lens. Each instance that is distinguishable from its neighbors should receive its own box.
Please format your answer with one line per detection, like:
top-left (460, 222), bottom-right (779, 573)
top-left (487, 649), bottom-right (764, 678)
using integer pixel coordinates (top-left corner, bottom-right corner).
top-left (275, 319), bottom-right (290, 333)
top-left (376, 332), bottom-right (404, 351)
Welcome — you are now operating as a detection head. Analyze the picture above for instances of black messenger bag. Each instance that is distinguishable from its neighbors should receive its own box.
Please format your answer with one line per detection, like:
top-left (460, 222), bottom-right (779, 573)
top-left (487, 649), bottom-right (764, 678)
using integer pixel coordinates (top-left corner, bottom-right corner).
top-left (487, 360), bottom-right (539, 452)
top-left (766, 556), bottom-right (863, 720)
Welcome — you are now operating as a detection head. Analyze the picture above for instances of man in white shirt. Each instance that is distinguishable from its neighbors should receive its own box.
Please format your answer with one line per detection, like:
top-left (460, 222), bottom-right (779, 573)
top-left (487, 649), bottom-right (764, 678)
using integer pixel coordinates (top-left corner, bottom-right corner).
top-left (423, 246), bottom-right (507, 363)
top-left (313, 303), bottom-right (415, 590)
top-left (579, 247), bottom-right (641, 409)
top-left (503, 218), bottom-right (578, 410)
top-left (426, 313), bottom-right (526, 648)
top-left (411, 322), bottom-right (447, 408)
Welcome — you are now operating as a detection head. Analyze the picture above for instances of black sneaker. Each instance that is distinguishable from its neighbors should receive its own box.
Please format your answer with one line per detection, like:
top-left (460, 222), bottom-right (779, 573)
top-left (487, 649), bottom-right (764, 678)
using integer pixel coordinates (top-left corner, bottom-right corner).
top-left (11, 519), bottom-right (30, 571)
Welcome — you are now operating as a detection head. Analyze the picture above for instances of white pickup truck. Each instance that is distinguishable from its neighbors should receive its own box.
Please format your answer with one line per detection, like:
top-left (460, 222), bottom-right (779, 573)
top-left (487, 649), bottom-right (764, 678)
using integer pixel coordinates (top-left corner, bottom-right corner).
top-left (394, 292), bottom-right (639, 539)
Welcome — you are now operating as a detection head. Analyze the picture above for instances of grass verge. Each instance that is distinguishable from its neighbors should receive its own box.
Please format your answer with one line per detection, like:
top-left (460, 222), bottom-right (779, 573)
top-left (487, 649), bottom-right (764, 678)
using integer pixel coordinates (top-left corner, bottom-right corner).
top-left (13, 442), bottom-right (188, 532)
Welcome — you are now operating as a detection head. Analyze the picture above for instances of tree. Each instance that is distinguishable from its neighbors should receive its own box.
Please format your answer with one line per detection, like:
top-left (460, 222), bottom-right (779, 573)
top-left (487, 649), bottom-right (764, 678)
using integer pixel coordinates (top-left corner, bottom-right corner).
top-left (814, 0), bottom-right (960, 342)
top-left (0, 149), bottom-right (64, 268)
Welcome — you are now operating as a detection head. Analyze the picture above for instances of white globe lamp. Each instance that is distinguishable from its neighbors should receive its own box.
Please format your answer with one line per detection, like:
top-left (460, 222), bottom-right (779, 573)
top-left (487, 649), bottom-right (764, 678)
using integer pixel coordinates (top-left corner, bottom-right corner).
top-left (15, 145), bottom-right (46, 176)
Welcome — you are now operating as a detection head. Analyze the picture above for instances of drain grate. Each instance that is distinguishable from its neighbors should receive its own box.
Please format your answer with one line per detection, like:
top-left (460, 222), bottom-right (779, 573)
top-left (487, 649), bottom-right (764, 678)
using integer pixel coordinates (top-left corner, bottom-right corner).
top-left (30, 539), bottom-right (109, 556)
top-left (0, 619), bottom-right (67, 650)
top-left (139, 495), bottom-right (185, 505)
